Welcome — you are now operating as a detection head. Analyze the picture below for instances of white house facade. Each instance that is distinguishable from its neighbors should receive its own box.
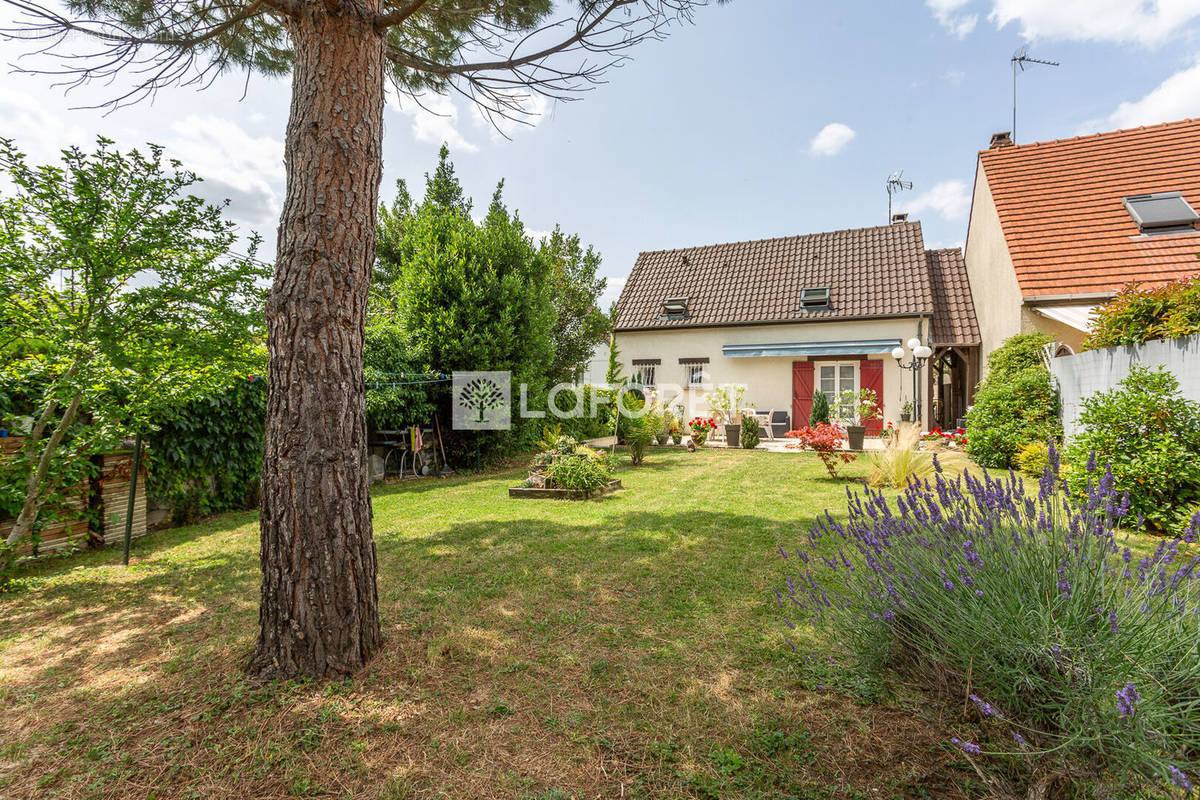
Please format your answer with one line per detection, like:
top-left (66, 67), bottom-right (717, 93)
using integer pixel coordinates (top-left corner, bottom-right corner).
top-left (612, 221), bottom-right (980, 433)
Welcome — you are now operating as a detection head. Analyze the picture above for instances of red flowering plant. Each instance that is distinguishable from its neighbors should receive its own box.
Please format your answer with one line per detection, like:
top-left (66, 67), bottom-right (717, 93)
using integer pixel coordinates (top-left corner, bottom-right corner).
top-left (922, 426), bottom-right (967, 448)
top-left (785, 423), bottom-right (858, 478)
top-left (688, 416), bottom-right (717, 445)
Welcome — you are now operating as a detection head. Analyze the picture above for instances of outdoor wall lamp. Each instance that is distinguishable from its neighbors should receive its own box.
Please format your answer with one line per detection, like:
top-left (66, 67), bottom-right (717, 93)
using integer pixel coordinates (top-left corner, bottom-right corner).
top-left (892, 338), bottom-right (933, 425)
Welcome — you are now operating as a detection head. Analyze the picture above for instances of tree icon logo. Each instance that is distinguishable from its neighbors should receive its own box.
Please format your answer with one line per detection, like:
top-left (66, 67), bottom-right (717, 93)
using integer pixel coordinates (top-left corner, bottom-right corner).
top-left (451, 371), bottom-right (511, 430)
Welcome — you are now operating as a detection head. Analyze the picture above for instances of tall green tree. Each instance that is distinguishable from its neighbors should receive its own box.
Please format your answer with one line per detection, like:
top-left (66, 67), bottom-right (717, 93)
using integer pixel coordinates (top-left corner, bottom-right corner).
top-left (0, 137), bottom-right (268, 567)
top-left (540, 227), bottom-right (610, 384)
top-left (373, 149), bottom-right (554, 456)
top-left (2, 0), bottom-right (726, 679)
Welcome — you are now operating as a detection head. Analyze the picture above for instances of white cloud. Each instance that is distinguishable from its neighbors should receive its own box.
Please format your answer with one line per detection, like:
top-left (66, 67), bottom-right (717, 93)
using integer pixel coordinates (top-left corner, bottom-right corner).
top-left (927, 0), bottom-right (978, 38)
top-left (926, 1), bottom-right (1200, 46)
top-left (900, 179), bottom-right (971, 222)
top-left (165, 115), bottom-right (284, 226)
top-left (390, 91), bottom-right (478, 153)
top-left (1099, 57), bottom-right (1200, 130)
top-left (599, 275), bottom-right (626, 309)
top-left (943, 69), bottom-right (967, 86)
top-left (0, 87), bottom-right (87, 166)
top-left (470, 91), bottom-right (551, 140)
top-left (809, 122), bottom-right (856, 156)
top-left (989, 0), bottom-right (1200, 46)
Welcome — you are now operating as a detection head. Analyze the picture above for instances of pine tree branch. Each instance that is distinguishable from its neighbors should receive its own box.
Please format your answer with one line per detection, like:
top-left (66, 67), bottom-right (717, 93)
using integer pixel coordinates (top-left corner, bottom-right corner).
top-left (373, 0), bottom-right (430, 31)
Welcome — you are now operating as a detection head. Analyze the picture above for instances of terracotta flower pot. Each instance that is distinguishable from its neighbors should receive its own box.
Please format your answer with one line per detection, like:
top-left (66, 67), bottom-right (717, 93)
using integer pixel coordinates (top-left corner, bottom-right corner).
top-left (690, 430), bottom-right (708, 446)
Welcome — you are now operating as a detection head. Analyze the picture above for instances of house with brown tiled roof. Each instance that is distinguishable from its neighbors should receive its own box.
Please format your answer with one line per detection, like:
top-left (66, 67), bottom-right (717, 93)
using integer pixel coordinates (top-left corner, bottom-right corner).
top-left (612, 221), bottom-right (980, 433)
top-left (965, 119), bottom-right (1200, 360)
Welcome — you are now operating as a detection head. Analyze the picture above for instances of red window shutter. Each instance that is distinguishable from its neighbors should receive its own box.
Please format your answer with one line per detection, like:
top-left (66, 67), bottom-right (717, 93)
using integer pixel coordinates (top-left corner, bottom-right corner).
top-left (792, 361), bottom-right (814, 430)
top-left (859, 359), bottom-right (884, 435)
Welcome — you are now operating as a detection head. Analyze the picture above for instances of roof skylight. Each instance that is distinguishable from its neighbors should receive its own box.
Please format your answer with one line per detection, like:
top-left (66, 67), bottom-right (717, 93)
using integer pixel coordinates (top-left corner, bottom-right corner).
top-left (1123, 191), bottom-right (1199, 235)
top-left (662, 297), bottom-right (689, 318)
top-left (799, 287), bottom-right (831, 310)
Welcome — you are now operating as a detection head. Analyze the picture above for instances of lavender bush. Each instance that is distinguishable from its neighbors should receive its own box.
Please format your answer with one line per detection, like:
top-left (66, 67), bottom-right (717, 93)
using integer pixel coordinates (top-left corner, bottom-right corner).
top-left (776, 447), bottom-right (1200, 797)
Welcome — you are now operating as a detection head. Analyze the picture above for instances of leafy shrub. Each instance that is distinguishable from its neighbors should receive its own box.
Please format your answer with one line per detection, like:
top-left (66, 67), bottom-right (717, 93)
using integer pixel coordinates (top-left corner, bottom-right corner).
top-left (740, 416), bottom-right (760, 449)
top-left (966, 333), bottom-right (1060, 468)
top-left (809, 390), bottom-right (831, 426)
top-left (529, 435), bottom-right (612, 491)
top-left (544, 448), bottom-right (612, 491)
top-left (785, 424), bottom-right (856, 478)
top-left (1066, 365), bottom-right (1200, 531)
top-left (551, 384), bottom-right (612, 443)
top-left (1084, 272), bottom-right (1200, 350)
top-left (776, 449), bottom-right (1200, 797)
top-left (146, 375), bottom-right (267, 524)
top-left (863, 424), bottom-right (932, 488)
top-left (625, 409), bottom-right (658, 466)
top-left (1016, 441), bottom-right (1050, 477)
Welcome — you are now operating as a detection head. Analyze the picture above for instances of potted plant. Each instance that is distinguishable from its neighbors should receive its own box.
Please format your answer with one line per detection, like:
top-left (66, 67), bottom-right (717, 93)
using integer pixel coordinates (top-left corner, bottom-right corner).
top-left (654, 405), bottom-right (670, 446)
top-left (668, 415), bottom-right (683, 445)
top-left (837, 388), bottom-right (880, 451)
top-left (900, 400), bottom-right (913, 423)
top-left (688, 416), bottom-right (716, 446)
top-left (705, 385), bottom-right (746, 446)
top-left (740, 415), bottom-right (761, 449)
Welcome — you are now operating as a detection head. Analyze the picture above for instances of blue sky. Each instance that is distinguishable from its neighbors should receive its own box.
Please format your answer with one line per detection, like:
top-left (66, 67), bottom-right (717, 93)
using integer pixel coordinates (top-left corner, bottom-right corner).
top-left (3, 0), bottom-right (1200, 305)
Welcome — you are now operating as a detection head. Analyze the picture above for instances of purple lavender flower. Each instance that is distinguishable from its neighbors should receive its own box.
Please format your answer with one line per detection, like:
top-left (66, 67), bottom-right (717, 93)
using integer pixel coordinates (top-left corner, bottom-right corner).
top-left (969, 694), bottom-right (1000, 718)
top-left (1108, 609), bottom-right (1119, 633)
top-left (1168, 765), bottom-right (1193, 791)
top-left (1012, 732), bottom-right (1027, 750)
top-left (1116, 682), bottom-right (1139, 717)
top-left (949, 737), bottom-right (981, 754)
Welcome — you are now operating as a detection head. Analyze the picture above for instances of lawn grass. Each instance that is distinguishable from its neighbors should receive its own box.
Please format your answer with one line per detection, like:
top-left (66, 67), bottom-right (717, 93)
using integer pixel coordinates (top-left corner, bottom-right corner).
top-left (0, 448), bottom-right (994, 799)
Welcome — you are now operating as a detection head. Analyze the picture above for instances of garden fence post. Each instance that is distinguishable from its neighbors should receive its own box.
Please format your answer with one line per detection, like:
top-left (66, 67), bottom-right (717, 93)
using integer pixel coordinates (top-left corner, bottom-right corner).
top-left (122, 433), bottom-right (143, 566)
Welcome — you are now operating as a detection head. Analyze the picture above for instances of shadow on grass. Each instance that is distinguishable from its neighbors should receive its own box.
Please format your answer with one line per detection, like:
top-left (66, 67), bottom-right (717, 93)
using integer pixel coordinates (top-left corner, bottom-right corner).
top-left (0, 494), bottom-right (978, 799)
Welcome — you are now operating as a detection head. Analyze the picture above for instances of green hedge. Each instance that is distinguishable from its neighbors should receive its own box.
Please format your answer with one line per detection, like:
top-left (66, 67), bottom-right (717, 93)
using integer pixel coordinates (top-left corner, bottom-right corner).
top-left (146, 376), bottom-right (266, 524)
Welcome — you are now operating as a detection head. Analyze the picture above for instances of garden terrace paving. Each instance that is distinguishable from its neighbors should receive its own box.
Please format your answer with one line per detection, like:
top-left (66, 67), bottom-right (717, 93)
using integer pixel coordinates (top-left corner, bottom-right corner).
top-left (0, 448), bottom-right (1103, 800)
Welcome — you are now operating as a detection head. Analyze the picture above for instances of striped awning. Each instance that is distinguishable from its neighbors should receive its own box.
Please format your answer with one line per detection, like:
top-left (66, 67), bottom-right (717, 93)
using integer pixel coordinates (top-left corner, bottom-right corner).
top-left (722, 339), bottom-right (902, 358)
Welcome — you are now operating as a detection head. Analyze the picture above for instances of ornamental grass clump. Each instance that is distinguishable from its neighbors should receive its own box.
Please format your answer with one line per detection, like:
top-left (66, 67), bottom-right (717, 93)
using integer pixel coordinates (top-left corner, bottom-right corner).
top-left (775, 446), bottom-right (1200, 797)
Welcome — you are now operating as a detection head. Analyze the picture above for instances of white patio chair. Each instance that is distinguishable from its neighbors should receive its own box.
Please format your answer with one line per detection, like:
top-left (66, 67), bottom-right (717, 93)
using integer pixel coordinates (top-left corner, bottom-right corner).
top-left (754, 408), bottom-right (775, 440)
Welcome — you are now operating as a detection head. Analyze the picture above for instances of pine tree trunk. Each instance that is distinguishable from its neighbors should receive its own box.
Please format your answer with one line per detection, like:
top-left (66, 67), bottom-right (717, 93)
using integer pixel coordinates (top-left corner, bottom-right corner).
top-left (250, 3), bottom-right (385, 680)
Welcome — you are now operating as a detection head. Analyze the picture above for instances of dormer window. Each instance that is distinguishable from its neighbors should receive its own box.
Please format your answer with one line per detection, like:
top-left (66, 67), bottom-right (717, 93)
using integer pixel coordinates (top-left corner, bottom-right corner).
top-left (1123, 191), bottom-right (1199, 235)
top-left (799, 287), bottom-right (831, 310)
top-left (662, 297), bottom-right (689, 318)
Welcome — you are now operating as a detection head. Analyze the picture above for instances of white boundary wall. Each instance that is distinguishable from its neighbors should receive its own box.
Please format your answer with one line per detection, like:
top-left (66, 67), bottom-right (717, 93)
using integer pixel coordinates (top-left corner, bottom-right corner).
top-left (1049, 334), bottom-right (1200, 437)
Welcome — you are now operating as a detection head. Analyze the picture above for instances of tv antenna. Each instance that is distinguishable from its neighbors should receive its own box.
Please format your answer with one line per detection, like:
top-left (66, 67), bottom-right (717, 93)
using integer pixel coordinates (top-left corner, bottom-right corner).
top-left (887, 171), bottom-right (912, 224)
top-left (1011, 46), bottom-right (1060, 142)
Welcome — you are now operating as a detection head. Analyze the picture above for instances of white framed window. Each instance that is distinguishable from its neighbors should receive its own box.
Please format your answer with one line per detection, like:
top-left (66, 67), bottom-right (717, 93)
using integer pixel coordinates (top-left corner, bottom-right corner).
top-left (686, 364), bottom-right (705, 387)
top-left (635, 364), bottom-right (656, 387)
top-left (818, 362), bottom-right (858, 417)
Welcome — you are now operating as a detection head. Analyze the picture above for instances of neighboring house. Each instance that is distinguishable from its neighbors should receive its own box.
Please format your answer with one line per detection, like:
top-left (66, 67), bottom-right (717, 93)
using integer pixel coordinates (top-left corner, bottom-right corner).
top-left (580, 340), bottom-right (610, 385)
top-left (612, 221), bottom-right (980, 432)
top-left (964, 119), bottom-right (1200, 360)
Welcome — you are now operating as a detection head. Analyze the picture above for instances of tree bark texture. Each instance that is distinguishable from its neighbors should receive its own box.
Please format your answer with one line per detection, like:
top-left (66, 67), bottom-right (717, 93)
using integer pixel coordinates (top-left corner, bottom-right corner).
top-left (250, 1), bottom-right (385, 680)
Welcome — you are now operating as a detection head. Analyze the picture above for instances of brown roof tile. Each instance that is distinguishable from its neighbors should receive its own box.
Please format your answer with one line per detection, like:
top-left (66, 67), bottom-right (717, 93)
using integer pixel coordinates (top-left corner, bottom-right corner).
top-left (979, 118), bottom-right (1200, 298)
top-left (614, 222), bottom-right (935, 331)
top-left (927, 248), bottom-right (981, 346)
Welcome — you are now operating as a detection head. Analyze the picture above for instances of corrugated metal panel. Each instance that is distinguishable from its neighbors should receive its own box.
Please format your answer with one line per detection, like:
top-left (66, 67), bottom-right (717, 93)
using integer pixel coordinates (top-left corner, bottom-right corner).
top-left (1049, 334), bottom-right (1200, 436)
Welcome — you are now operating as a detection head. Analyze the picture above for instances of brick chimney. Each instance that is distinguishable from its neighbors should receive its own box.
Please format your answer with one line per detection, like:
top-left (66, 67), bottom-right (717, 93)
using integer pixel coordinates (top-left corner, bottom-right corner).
top-left (989, 131), bottom-right (1014, 149)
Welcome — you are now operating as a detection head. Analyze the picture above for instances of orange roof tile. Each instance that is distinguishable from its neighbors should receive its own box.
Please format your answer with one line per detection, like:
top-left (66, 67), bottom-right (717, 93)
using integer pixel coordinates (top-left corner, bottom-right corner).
top-left (979, 118), bottom-right (1200, 298)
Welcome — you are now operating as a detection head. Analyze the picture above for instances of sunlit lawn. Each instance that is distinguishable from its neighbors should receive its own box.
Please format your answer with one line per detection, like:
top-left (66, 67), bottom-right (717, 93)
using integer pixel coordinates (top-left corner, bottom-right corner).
top-left (0, 448), bottom-right (1000, 799)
